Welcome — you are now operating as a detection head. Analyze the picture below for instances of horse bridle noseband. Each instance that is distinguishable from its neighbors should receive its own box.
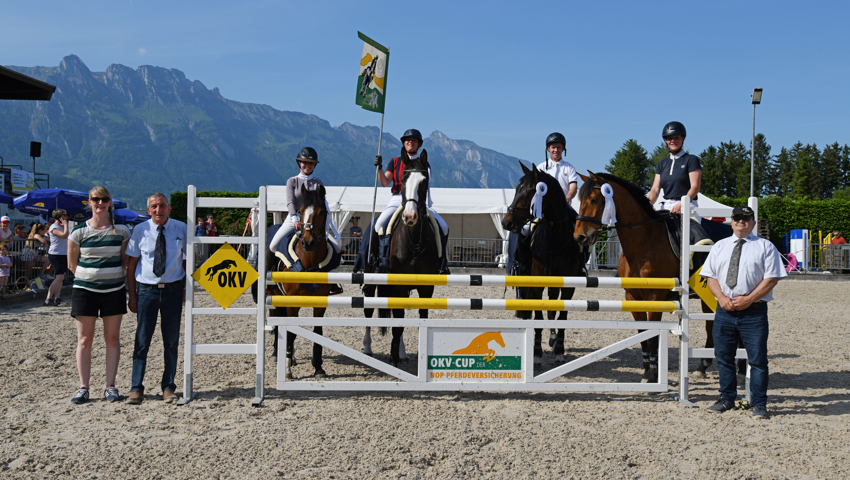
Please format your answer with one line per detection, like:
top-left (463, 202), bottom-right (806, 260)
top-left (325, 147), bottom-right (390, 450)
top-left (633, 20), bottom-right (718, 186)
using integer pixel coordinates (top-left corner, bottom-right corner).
top-left (297, 212), bottom-right (327, 242)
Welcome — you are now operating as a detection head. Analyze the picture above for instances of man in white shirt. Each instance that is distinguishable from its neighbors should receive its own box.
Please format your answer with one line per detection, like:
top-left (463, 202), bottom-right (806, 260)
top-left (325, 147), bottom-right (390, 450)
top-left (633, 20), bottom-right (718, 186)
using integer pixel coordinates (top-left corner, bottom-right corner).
top-left (700, 206), bottom-right (787, 419)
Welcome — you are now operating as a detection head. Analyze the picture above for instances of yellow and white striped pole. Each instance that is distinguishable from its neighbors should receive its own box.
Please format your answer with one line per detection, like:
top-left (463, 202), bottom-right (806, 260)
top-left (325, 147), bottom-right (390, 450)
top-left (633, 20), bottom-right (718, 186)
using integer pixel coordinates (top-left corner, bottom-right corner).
top-left (267, 295), bottom-right (679, 313)
top-left (267, 272), bottom-right (679, 290)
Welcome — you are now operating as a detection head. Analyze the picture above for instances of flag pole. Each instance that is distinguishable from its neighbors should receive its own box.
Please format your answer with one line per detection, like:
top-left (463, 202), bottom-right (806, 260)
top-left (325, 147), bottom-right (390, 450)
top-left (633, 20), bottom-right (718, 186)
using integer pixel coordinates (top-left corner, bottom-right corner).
top-left (365, 113), bottom-right (384, 265)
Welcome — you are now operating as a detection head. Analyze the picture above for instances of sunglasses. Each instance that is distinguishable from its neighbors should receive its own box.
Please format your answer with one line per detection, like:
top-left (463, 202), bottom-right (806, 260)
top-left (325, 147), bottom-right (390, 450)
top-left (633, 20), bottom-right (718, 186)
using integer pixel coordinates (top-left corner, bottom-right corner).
top-left (732, 215), bottom-right (753, 222)
top-left (90, 197), bottom-right (111, 203)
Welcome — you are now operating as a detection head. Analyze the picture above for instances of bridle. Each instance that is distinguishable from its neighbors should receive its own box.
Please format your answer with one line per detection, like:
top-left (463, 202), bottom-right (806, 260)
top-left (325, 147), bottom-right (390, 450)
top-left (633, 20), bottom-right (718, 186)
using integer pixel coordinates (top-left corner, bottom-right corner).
top-left (296, 204), bottom-right (327, 242)
top-left (575, 183), bottom-right (671, 230)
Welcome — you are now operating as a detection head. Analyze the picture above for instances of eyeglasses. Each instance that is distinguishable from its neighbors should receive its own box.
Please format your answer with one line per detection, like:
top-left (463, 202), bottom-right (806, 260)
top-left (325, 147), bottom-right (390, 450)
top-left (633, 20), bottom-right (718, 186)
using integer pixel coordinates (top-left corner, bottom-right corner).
top-left (731, 215), bottom-right (753, 222)
top-left (90, 197), bottom-right (111, 203)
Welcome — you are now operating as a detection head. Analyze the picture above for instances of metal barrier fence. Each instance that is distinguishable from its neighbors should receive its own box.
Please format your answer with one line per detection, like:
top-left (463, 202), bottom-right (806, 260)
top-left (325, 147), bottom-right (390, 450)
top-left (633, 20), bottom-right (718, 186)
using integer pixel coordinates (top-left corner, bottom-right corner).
top-left (591, 239), bottom-right (621, 269)
top-left (810, 243), bottom-right (850, 271)
top-left (2, 237), bottom-right (55, 293)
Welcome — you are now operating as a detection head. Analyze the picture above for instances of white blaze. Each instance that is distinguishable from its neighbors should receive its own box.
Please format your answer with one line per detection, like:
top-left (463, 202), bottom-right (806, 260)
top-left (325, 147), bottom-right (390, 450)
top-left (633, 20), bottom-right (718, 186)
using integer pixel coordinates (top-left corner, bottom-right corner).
top-left (403, 172), bottom-right (426, 222)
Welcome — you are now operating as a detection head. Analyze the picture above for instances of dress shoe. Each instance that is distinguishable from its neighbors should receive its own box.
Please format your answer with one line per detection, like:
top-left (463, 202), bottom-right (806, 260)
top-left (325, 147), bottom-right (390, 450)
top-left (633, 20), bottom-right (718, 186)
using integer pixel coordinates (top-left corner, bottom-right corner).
top-left (163, 390), bottom-right (178, 404)
top-left (126, 390), bottom-right (144, 405)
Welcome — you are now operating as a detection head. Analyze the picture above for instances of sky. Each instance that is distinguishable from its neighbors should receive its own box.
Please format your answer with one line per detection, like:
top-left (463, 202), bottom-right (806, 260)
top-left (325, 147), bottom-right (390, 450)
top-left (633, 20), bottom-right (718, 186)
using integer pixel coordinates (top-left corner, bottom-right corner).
top-left (3, 0), bottom-right (849, 177)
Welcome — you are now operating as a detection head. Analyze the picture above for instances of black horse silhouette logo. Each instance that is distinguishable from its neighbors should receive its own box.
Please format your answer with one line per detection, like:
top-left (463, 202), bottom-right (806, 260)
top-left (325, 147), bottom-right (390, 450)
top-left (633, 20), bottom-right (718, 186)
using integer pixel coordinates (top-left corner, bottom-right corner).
top-left (206, 259), bottom-right (238, 281)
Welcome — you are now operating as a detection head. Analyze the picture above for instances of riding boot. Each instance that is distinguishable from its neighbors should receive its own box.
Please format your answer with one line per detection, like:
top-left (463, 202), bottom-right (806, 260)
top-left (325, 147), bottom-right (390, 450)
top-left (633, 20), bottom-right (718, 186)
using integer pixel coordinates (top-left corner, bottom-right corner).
top-left (377, 234), bottom-right (391, 273)
top-left (438, 229), bottom-right (451, 275)
top-left (288, 260), bottom-right (318, 293)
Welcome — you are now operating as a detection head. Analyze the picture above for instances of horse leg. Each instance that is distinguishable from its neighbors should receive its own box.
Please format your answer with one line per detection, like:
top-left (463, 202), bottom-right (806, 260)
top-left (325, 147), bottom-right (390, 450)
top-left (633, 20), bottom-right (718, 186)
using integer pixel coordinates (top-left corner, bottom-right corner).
top-left (694, 303), bottom-right (715, 378)
top-left (642, 311), bottom-right (662, 384)
top-left (363, 327), bottom-right (373, 357)
top-left (312, 308), bottom-right (326, 378)
top-left (547, 287), bottom-right (558, 347)
top-left (284, 307), bottom-right (299, 380)
top-left (272, 326), bottom-right (278, 359)
top-left (553, 287), bottom-right (573, 362)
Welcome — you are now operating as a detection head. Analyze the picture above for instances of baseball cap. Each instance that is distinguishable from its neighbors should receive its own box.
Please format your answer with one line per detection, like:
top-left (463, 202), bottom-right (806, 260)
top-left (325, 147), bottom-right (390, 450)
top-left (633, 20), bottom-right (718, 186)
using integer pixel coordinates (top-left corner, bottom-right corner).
top-left (0, 216), bottom-right (10, 223)
top-left (731, 206), bottom-right (754, 218)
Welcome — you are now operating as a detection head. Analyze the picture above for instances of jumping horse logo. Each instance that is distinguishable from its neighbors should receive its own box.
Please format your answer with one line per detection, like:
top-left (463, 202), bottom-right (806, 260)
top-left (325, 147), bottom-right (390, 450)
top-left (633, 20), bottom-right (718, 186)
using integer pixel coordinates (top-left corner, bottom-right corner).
top-left (452, 331), bottom-right (505, 362)
top-left (206, 259), bottom-right (238, 281)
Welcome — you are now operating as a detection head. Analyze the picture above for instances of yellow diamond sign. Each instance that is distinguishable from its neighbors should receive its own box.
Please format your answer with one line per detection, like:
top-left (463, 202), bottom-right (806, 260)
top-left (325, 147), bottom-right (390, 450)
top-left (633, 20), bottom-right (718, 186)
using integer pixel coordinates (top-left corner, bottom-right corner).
top-left (192, 243), bottom-right (259, 309)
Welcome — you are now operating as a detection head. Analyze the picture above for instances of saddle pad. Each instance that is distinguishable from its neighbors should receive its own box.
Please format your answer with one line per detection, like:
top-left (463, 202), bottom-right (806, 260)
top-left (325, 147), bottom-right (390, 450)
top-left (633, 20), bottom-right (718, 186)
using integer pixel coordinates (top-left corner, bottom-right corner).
top-left (280, 234), bottom-right (334, 270)
top-left (379, 205), bottom-right (442, 258)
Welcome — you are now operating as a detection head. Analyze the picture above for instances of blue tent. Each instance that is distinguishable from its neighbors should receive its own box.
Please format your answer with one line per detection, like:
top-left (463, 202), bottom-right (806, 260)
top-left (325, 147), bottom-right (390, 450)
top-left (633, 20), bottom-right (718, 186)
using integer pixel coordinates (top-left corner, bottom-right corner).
top-left (113, 208), bottom-right (150, 225)
top-left (0, 192), bottom-right (12, 206)
top-left (13, 189), bottom-right (128, 219)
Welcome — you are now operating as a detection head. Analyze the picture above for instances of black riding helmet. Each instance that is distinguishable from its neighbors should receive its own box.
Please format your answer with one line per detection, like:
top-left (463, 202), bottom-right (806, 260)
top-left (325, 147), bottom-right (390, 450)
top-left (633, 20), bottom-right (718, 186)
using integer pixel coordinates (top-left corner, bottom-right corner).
top-left (296, 146), bottom-right (319, 164)
top-left (545, 132), bottom-right (566, 148)
top-left (662, 121), bottom-right (687, 139)
top-left (400, 128), bottom-right (423, 144)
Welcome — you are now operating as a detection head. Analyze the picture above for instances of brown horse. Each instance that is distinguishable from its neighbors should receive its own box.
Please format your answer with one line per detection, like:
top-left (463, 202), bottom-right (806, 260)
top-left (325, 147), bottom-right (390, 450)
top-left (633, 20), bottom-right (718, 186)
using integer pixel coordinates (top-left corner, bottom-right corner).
top-left (379, 151), bottom-right (441, 367)
top-left (269, 184), bottom-right (334, 379)
top-left (574, 171), bottom-right (733, 383)
top-left (501, 162), bottom-right (585, 364)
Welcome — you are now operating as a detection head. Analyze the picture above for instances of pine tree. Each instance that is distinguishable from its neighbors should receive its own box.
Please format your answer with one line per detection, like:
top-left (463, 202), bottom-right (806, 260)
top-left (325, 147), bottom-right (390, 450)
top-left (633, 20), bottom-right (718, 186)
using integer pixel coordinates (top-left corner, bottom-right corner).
top-left (699, 145), bottom-right (722, 197)
top-left (820, 142), bottom-right (842, 198)
top-left (604, 139), bottom-right (651, 190)
top-left (647, 143), bottom-right (668, 186)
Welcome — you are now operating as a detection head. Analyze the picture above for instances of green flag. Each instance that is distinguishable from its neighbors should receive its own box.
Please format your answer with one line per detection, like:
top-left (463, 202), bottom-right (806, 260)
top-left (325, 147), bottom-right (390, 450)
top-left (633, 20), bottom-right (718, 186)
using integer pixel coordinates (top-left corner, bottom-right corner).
top-left (355, 32), bottom-right (389, 114)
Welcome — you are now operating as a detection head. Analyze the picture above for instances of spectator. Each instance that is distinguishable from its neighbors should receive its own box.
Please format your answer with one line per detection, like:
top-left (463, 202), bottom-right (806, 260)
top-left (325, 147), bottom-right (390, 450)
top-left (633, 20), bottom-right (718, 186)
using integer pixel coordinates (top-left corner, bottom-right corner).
top-left (194, 217), bottom-right (206, 267)
top-left (25, 224), bottom-right (50, 279)
top-left (831, 231), bottom-right (846, 245)
top-left (0, 243), bottom-right (10, 294)
top-left (67, 186), bottom-right (131, 404)
top-left (0, 216), bottom-right (12, 243)
top-left (125, 193), bottom-right (187, 405)
top-left (13, 224), bottom-right (27, 239)
top-left (205, 214), bottom-right (217, 237)
top-left (46, 209), bottom-right (70, 306)
top-left (347, 217), bottom-right (362, 256)
top-left (701, 206), bottom-right (787, 419)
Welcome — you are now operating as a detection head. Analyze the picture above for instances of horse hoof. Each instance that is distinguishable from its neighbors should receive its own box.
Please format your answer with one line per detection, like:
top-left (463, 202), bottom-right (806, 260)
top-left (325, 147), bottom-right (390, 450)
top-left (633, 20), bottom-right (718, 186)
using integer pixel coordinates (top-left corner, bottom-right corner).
top-left (285, 373), bottom-right (293, 381)
top-left (691, 370), bottom-right (707, 379)
top-left (554, 354), bottom-right (564, 362)
top-left (362, 351), bottom-right (374, 357)
top-left (533, 355), bottom-right (542, 365)
top-left (314, 369), bottom-right (327, 378)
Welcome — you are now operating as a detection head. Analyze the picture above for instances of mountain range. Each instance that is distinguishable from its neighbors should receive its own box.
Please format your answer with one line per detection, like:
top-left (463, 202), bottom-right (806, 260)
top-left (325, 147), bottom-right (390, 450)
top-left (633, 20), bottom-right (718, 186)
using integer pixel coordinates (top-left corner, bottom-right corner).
top-left (1, 55), bottom-right (526, 209)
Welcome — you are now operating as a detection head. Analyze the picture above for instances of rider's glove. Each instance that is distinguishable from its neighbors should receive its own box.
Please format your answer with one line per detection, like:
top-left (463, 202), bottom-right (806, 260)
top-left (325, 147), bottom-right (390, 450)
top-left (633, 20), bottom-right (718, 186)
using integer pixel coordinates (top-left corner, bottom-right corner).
top-left (374, 155), bottom-right (382, 168)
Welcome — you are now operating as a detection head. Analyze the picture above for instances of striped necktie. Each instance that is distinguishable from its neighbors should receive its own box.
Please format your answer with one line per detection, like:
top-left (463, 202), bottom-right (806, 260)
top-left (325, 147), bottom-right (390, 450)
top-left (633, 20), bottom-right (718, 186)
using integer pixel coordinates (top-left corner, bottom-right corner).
top-left (153, 225), bottom-right (166, 277)
top-left (725, 238), bottom-right (746, 290)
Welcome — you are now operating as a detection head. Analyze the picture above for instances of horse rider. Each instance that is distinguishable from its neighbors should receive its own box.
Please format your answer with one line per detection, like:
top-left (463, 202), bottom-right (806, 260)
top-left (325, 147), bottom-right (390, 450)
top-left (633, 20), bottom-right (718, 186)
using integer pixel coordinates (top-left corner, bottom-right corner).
top-left (538, 132), bottom-right (579, 207)
top-left (269, 147), bottom-right (342, 293)
top-left (372, 128), bottom-right (450, 274)
top-left (648, 121), bottom-right (702, 221)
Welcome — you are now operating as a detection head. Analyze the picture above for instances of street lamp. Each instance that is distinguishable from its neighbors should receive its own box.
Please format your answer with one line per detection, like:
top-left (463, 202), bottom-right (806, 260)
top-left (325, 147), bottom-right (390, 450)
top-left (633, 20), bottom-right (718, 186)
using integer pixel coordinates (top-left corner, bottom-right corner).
top-left (750, 88), bottom-right (763, 198)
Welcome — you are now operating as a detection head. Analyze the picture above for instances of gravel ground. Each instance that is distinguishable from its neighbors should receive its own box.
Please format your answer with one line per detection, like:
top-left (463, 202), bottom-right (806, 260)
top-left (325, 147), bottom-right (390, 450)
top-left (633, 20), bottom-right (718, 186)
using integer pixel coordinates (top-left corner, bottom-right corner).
top-left (1, 278), bottom-right (848, 479)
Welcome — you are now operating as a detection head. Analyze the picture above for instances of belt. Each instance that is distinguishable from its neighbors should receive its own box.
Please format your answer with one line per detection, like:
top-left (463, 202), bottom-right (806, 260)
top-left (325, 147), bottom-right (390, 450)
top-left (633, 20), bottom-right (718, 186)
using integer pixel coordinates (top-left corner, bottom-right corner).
top-left (142, 280), bottom-right (184, 289)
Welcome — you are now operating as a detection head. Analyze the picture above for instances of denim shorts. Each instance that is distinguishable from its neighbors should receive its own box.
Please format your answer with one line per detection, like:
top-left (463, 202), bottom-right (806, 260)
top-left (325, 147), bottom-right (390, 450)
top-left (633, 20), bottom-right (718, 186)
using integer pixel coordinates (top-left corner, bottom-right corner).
top-left (70, 286), bottom-right (127, 318)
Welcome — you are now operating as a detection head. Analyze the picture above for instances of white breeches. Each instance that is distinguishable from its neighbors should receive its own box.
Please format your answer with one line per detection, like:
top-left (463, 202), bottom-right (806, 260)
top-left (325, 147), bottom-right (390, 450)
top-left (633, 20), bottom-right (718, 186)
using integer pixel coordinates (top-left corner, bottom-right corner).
top-left (375, 194), bottom-right (448, 236)
top-left (656, 199), bottom-right (701, 223)
top-left (269, 201), bottom-right (341, 254)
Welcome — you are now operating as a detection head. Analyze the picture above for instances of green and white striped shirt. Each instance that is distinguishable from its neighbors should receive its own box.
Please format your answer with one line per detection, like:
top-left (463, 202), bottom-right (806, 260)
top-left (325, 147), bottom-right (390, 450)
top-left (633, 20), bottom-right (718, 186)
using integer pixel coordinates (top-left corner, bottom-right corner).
top-left (69, 222), bottom-right (131, 293)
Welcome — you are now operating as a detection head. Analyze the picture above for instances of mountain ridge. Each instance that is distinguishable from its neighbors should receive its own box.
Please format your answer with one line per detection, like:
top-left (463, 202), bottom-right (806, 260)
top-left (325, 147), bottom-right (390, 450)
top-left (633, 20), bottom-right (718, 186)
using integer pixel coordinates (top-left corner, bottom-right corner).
top-left (1, 55), bottom-right (525, 208)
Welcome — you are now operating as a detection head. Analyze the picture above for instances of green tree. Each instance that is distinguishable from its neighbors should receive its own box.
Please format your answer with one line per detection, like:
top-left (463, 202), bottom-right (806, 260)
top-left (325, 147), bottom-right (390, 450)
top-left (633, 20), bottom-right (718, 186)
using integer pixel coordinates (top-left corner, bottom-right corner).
top-left (604, 139), bottom-right (651, 190)
top-left (749, 133), bottom-right (772, 197)
top-left (820, 142), bottom-right (843, 198)
top-left (647, 143), bottom-right (668, 186)
top-left (700, 145), bottom-right (722, 197)
top-left (771, 146), bottom-right (795, 198)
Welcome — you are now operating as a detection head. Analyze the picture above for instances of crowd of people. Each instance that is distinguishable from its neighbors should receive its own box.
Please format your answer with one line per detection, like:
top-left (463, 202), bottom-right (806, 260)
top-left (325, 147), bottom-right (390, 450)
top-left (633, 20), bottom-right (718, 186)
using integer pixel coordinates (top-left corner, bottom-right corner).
top-left (0, 124), bottom-right (819, 420)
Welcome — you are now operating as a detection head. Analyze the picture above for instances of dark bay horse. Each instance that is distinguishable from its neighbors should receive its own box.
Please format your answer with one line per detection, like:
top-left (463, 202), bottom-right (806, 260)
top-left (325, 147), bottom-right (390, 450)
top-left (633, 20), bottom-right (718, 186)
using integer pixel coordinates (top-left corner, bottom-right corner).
top-left (269, 184), bottom-right (334, 379)
top-left (501, 162), bottom-right (585, 364)
top-left (574, 171), bottom-right (732, 383)
top-left (378, 150), bottom-right (441, 367)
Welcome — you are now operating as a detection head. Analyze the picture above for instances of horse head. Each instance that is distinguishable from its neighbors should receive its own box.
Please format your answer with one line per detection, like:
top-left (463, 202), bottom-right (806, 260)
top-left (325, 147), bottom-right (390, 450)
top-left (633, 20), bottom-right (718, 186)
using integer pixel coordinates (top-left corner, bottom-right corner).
top-left (574, 171), bottom-right (608, 247)
top-left (400, 149), bottom-right (429, 227)
top-left (298, 183), bottom-right (327, 252)
top-left (502, 161), bottom-right (541, 234)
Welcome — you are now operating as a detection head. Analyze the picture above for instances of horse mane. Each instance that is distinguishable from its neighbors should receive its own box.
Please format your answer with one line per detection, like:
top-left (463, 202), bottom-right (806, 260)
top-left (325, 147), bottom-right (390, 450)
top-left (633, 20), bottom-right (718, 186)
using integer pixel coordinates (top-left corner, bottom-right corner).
top-left (588, 172), bottom-right (662, 220)
top-left (301, 185), bottom-right (326, 211)
top-left (518, 164), bottom-right (574, 236)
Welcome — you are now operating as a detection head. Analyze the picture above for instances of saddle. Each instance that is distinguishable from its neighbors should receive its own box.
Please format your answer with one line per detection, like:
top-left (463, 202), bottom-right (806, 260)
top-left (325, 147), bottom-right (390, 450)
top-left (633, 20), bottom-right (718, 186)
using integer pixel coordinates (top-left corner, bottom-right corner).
top-left (275, 232), bottom-right (338, 271)
top-left (663, 214), bottom-right (713, 277)
top-left (377, 204), bottom-right (443, 258)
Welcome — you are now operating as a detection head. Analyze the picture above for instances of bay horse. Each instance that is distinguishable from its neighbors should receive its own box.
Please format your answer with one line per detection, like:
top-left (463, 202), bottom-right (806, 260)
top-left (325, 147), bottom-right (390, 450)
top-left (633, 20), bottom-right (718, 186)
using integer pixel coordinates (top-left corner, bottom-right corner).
top-left (501, 162), bottom-right (585, 364)
top-left (269, 184), bottom-right (334, 379)
top-left (378, 150), bottom-right (441, 367)
top-left (574, 171), bottom-right (739, 383)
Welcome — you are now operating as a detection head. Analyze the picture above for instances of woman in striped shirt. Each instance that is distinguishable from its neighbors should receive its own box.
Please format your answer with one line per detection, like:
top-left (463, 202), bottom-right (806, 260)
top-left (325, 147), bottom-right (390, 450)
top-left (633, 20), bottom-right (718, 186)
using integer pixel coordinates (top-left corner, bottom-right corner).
top-left (67, 186), bottom-right (131, 405)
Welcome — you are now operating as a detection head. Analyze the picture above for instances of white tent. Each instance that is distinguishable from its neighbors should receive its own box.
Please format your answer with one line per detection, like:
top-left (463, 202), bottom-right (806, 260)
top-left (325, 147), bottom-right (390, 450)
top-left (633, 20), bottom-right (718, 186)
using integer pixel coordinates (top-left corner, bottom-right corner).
top-left (267, 185), bottom-right (732, 237)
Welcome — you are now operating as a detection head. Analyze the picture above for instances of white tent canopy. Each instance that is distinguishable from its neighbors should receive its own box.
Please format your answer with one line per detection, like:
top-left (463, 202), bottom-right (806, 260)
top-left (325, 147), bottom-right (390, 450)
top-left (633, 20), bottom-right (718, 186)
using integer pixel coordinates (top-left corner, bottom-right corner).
top-left (266, 185), bottom-right (732, 240)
